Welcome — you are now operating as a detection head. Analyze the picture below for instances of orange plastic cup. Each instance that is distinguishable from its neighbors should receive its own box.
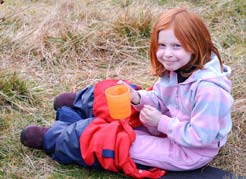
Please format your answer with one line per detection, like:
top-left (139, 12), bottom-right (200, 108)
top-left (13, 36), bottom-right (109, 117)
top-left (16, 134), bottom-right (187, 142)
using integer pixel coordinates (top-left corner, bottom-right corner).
top-left (105, 84), bottom-right (131, 120)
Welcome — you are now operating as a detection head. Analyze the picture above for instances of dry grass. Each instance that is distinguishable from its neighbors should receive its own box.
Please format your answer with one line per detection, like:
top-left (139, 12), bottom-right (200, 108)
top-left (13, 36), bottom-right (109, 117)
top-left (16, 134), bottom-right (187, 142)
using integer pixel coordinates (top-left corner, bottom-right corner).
top-left (0, 0), bottom-right (245, 178)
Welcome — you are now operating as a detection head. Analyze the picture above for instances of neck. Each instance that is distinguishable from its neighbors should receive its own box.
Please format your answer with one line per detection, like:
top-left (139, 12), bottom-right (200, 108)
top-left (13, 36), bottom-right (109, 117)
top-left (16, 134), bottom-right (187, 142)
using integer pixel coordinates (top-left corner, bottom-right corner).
top-left (175, 66), bottom-right (196, 83)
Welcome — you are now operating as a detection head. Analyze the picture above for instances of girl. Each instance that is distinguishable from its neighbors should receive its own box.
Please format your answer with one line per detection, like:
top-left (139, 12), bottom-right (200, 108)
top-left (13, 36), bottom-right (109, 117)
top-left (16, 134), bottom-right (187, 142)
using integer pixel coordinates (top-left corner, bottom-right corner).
top-left (21, 7), bottom-right (233, 173)
top-left (121, 7), bottom-right (233, 171)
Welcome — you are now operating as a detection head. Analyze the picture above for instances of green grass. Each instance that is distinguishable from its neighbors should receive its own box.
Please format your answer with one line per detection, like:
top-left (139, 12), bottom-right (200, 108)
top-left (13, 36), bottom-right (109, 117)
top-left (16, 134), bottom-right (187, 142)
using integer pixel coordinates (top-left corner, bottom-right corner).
top-left (0, 0), bottom-right (245, 178)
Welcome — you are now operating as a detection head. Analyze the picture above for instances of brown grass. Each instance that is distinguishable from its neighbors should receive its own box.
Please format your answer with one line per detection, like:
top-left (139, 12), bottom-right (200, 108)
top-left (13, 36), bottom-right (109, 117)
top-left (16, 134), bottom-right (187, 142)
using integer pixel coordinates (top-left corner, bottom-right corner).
top-left (0, 0), bottom-right (245, 178)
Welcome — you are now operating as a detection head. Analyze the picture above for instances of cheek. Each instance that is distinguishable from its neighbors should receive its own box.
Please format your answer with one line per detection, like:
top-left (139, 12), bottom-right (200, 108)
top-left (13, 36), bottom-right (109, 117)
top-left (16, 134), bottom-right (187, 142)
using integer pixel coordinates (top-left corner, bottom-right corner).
top-left (156, 50), bottom-right (162, 59)
top-left (185, 53), bottom-right (192, 63)
top-left (178, 51), bottom-right (192, 64)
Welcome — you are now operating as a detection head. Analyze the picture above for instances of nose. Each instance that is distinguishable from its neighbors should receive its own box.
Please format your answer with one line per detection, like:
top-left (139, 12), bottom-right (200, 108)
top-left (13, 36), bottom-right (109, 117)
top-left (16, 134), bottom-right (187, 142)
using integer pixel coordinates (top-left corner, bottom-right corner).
top-left (164, 47), bottom-right (173, 58)
top-left (156, 46), bottom-right (173, 60)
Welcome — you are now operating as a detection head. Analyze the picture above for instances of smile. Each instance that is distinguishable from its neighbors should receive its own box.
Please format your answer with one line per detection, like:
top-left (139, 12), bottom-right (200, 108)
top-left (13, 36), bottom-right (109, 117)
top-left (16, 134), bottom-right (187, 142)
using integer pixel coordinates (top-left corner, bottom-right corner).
top-left (164, 60), bottom-right (177, 63)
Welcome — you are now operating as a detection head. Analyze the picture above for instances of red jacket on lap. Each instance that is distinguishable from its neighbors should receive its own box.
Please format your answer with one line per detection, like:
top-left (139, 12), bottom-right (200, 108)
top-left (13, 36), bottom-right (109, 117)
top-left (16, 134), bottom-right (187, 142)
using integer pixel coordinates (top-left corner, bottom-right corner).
top-left (80, 118), bottom-right (166, 178)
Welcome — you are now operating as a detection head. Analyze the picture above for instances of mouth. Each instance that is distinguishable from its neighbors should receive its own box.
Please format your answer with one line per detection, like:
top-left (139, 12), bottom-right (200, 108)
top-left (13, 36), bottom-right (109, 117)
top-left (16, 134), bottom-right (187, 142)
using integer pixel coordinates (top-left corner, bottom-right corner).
top-left (164, 60), bottom-right (176, 63)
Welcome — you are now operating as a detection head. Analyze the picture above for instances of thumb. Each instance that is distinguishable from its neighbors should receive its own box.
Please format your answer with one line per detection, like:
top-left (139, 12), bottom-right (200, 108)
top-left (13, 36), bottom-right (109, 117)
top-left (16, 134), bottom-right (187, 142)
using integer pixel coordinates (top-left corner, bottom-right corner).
top-left (117, 80), bottom-right (133, 91)
top-left (117, 80), bottom-right (128, 86)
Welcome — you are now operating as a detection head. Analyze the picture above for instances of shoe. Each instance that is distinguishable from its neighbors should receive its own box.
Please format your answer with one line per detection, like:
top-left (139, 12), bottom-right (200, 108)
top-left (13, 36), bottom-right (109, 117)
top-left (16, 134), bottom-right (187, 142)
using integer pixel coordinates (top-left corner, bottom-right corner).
top-left (20, 125), bottom-right (49, 149)
top-left (53, 92), bottom-right (76, 110)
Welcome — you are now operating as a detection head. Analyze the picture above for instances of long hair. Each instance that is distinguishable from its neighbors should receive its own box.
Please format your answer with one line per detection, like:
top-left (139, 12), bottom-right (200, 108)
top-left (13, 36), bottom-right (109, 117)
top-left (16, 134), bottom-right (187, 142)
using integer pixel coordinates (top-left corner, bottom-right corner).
top-left (149, 8), bottom-right (222, 77)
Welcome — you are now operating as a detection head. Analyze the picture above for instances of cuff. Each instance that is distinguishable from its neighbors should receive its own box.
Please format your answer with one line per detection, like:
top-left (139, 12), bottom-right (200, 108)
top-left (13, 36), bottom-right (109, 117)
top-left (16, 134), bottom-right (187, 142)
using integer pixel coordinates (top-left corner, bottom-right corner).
top-left (132, 90), bottom-right (146, 111)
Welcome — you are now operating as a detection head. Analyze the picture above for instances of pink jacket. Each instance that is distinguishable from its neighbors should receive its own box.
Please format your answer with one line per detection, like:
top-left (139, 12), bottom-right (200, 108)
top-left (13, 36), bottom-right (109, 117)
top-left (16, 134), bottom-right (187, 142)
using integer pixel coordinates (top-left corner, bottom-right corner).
top-left (130, 55), bottom-right (233, 170)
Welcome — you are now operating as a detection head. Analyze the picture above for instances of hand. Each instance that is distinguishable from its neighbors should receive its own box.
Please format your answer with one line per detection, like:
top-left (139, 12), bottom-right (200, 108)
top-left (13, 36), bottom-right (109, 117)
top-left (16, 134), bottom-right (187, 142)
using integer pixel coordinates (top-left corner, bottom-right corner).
top-left (117, 80), bottom-right (141, 104)
top-left (140, 105), bottom-right (162, 127)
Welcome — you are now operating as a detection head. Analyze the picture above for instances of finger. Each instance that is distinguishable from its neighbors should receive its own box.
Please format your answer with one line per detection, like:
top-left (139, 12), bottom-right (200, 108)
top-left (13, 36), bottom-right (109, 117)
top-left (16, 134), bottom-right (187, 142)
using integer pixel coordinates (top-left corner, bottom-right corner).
top-left (139, 111), bottom-right (147, 123)
top-left (117, 80), bottom-right (135, 92)
top-left (117, 80), bottom-right (124, 85)
top-left (141, 108), bottom-right (151, 119)
top-left (144, 105), bottom-right (155, 111)
top-left (117, 80), bottom-right (130, 88)
top-left (141, 107), bottom-right (149, 115)
top-left (140, 108), bottom-right (147, 116)
top-left (142, 106), bottom-right (153, 115)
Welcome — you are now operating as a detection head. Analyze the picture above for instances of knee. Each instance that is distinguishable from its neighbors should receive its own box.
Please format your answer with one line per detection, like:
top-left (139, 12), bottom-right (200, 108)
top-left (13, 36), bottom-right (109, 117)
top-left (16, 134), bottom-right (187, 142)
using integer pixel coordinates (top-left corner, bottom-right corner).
top-left (53, 92), bottom-right (76, 110)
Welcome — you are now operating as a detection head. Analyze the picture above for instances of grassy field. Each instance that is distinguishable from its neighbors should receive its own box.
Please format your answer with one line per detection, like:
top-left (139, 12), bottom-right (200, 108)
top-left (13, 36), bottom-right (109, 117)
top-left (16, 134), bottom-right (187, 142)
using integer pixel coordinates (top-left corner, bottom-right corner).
top-left (0, 0), bottom-right (245, 178)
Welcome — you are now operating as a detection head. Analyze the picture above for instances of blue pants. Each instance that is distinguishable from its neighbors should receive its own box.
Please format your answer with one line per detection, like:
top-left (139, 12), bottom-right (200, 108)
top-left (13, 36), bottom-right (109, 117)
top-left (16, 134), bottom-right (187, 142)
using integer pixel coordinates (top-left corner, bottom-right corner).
top-left (42, 83), bottom-right (149, 170)
top-left (43, 86), bottom-right (101, 168)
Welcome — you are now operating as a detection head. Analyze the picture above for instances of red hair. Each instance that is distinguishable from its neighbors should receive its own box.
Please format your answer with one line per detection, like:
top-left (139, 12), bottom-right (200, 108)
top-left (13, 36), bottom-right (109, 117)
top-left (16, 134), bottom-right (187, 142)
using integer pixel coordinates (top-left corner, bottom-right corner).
top-left (149, 8), bottom-right (222, 76)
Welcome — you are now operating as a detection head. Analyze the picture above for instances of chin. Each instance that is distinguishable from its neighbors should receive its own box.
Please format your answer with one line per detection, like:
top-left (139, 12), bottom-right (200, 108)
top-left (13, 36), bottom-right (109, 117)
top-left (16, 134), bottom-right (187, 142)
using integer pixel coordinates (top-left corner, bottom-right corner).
top-left (165, 67), bottom-right (177, 71)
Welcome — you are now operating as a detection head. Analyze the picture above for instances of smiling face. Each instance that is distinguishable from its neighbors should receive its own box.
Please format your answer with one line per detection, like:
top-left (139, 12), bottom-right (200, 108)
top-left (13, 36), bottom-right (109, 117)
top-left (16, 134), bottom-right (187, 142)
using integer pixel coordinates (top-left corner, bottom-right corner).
top-left (156, 28), bottom-right (192, 72)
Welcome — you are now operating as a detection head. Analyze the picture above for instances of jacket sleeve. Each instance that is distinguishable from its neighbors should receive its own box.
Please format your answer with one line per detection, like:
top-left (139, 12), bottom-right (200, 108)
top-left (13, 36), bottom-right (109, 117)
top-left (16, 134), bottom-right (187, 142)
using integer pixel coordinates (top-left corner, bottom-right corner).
top-left (133, 79), bottom-right (169, 115)
top-left (157, 81), bottom-right (233, 147)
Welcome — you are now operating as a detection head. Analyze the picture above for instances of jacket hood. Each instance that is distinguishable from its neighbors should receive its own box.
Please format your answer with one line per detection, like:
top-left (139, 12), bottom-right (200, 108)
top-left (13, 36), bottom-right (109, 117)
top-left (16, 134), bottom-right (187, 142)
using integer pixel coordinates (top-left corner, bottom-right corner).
top-left (183, 54), bottom-right (232, 93)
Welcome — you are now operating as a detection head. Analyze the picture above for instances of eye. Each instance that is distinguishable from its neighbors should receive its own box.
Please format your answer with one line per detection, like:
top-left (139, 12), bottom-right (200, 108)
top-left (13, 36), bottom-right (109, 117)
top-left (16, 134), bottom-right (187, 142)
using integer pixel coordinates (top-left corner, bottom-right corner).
top-left (173, 44), bottom-right (182, 49)
top-left (158, 43), bottom-right (166, 48)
